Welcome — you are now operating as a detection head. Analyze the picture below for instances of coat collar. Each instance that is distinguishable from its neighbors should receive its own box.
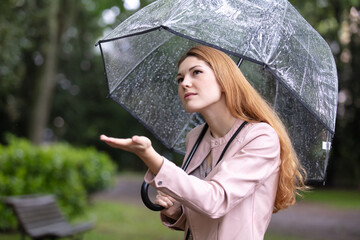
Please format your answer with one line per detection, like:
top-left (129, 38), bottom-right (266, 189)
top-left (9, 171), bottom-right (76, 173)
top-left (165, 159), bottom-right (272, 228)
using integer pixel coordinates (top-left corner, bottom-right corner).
top-left (186, 119), bottom-right (245, 174)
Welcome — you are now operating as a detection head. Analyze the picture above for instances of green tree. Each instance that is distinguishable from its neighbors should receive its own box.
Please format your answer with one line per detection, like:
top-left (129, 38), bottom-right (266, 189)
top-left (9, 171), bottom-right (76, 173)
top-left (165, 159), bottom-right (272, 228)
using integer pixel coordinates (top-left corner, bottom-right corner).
top-left (1, 0), bottom-right (168, 171)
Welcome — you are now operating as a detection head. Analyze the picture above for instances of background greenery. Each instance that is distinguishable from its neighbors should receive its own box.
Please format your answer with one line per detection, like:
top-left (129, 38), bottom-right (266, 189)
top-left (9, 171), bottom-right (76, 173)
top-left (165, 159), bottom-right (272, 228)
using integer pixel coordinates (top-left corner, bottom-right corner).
top-left (0, 135), bottom-right (116, 230)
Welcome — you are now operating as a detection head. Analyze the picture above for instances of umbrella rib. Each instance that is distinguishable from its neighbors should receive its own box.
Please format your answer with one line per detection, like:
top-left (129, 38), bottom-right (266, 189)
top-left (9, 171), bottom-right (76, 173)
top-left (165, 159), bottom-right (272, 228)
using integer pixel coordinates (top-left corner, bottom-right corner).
top-left (266, 65), bottom-right (335, 135)
top-left (273, 80), bottom-right (279, 110)
top-left (98, 42), bottom-right (111, 96)
top-left (237, 58), bottom-right (244, 67)
top-left (299, 34), bottom-right (310, 95)
top-left (96, 26), bottom-right (162, 46)
top-left (108, 30), bottom-right (174, 96)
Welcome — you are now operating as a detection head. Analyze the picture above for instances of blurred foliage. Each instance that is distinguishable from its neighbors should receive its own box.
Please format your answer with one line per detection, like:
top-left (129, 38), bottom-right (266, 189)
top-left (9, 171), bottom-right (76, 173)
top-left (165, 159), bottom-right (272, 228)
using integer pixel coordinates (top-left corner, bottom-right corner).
top-left (0, 134), bottom-right (116, 230)
top-left (0, 0), bottom-right (181, 172)
top-left (0, 0), bottom-right (359, 187)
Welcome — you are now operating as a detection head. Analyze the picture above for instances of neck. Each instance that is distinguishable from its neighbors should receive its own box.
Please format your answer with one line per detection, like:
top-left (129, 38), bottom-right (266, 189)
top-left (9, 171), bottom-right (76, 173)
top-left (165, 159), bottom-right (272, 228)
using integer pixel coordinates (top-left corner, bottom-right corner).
top-left (201, 107), bottom-right (237, 139)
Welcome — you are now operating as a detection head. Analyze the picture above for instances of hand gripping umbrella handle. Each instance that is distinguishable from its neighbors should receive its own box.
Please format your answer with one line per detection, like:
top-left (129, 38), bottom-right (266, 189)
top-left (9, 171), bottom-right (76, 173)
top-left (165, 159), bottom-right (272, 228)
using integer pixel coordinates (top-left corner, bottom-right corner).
top-left (141, 181), bottom-right (164, 211)
top-left (141, 124), bottom-right (208, 211)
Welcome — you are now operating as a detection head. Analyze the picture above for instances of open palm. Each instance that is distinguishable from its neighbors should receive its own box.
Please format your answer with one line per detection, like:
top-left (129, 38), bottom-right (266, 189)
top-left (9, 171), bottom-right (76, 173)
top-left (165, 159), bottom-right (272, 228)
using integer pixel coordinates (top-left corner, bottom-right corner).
top-left (100, 135), bottom-right (152, 155)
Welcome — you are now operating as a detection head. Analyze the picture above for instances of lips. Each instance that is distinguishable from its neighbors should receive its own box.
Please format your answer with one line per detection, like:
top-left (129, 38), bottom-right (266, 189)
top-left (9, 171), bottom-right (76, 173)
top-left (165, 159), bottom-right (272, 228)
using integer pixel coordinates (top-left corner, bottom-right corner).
top-left (184, 92), bottom-right (197, 99)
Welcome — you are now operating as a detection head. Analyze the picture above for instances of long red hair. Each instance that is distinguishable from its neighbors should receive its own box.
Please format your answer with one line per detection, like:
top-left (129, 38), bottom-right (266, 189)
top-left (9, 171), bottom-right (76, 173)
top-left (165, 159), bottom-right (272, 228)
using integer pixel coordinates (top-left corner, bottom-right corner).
top-left (178, 45), bottom-right (307, 212)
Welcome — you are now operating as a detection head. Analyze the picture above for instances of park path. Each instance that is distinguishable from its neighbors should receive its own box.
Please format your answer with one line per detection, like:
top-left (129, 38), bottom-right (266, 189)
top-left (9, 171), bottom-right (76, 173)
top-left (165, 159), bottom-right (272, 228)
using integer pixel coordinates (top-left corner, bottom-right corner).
top-left (92, 176), bottom-right (360, 240)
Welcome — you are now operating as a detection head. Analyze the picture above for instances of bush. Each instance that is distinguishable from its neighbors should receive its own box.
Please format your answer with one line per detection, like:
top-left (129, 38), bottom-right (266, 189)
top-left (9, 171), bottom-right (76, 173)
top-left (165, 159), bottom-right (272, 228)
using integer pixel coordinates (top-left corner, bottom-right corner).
top-left (0, 135), bottom-right (116, 230)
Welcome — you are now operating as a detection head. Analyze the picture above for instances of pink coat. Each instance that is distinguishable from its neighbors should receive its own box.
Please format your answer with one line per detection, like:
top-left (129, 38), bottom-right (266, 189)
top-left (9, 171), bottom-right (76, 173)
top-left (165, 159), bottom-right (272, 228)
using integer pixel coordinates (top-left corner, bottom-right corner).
top-left (145, 119), bottom-right (281, 240)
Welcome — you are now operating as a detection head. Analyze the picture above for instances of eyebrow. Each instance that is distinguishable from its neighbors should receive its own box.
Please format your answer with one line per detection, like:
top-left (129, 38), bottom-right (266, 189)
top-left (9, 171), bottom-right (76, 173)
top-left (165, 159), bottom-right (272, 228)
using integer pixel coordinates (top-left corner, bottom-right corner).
top-left (177, 65), bottom-right (202, 76)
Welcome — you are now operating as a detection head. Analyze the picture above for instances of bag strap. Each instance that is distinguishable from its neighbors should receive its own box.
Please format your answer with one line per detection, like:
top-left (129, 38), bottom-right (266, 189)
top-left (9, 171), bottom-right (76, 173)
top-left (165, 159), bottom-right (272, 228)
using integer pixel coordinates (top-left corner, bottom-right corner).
top-left (182, 123), bottom-right (209, 171)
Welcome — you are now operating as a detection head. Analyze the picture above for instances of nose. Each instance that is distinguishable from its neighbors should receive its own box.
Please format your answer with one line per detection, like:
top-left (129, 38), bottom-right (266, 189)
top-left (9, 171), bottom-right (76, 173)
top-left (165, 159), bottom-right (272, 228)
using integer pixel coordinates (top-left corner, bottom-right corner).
top-left (180, 76), bottom-right (192, 88)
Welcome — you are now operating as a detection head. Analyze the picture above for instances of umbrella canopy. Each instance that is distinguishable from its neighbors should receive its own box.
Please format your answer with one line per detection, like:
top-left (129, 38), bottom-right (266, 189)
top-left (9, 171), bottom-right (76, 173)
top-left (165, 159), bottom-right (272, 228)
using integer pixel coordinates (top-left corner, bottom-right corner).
top-left (97, 0), bottom-right (338, 181)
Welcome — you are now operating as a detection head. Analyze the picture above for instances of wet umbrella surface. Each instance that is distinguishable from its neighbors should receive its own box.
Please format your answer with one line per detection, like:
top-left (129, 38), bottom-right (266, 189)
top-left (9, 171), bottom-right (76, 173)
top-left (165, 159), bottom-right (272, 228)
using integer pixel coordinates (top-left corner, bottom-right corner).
top-left (97, 0), bottom-right (338, 181)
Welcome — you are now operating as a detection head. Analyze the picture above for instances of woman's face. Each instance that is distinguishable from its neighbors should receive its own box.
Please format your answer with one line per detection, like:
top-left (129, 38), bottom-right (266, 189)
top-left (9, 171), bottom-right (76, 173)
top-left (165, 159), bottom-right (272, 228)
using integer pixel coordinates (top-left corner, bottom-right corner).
top-left (176, 56), bottom-right (224, 114)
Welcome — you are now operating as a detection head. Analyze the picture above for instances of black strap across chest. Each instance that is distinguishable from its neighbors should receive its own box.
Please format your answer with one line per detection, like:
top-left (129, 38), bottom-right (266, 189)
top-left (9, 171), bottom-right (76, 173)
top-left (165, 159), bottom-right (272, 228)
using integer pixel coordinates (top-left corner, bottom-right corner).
top-left (182, 121), bottom-right (248, 171)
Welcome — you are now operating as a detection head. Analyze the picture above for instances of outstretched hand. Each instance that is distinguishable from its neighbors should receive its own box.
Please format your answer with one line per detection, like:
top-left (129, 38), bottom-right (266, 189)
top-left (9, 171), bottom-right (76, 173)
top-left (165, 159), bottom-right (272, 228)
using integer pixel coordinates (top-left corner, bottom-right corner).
top-left (100, 135), bottom-right (151, 155)
top-left (100, 134), bottom-right (163, 175)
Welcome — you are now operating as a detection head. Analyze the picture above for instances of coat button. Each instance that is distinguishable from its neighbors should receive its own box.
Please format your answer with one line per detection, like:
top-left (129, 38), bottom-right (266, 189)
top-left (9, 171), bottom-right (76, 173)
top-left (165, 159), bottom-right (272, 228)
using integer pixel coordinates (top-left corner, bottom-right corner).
top-left (215, 141), bottom-right (218, 145)
top-left (158, 181), bottom-right (162, 185)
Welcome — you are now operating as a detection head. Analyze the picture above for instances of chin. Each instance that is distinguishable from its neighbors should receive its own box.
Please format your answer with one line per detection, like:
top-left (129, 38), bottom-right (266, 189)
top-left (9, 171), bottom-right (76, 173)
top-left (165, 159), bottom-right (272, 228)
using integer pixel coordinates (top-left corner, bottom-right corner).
top-left (184, 105), bottom-right (198, 114)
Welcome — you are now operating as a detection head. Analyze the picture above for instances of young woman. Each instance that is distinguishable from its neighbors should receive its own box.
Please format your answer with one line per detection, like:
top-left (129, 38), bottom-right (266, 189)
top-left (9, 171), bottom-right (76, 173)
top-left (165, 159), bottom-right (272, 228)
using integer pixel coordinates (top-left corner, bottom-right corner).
top-left (100, 45), bottom-right (307, 239)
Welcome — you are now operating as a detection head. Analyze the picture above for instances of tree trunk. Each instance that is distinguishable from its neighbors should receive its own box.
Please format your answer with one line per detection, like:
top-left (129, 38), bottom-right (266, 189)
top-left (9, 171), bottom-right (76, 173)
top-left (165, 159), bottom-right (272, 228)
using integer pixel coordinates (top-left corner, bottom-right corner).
top-left (28, 1), bottom-right (60, 144)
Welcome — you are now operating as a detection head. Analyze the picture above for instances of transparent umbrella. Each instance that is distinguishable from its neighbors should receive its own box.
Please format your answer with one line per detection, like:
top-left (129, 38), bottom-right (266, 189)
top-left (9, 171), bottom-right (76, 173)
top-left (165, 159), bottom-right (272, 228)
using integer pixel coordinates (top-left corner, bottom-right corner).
top-left (96, 0), bottom-right (338, 182)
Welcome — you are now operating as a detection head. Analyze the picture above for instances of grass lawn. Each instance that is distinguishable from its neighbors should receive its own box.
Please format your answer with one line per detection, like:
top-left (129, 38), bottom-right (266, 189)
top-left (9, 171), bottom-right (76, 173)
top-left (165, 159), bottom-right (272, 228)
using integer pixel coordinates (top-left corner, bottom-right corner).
top-left (76, 200), bottom-right (183, 240)
top-left (1, 187), bottom-right (358, 240)
top-left (300, 188), bottom-right (360, 210)
top-left (0, 200), bottom-right (183, 240)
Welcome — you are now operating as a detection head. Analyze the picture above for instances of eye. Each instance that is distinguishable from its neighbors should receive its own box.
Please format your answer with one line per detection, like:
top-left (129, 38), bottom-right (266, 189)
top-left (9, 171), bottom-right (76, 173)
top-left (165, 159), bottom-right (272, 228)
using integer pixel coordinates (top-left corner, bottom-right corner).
top-left (176, 77), bottom-right (184, 84)
top-left (193, 70), bottom-right (201, 75)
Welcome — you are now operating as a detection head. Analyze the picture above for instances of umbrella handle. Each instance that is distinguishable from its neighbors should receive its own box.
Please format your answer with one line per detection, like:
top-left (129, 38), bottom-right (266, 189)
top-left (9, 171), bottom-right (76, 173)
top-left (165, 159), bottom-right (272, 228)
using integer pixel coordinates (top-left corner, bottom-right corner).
top-left (141, 181), bottom-right (164, 211)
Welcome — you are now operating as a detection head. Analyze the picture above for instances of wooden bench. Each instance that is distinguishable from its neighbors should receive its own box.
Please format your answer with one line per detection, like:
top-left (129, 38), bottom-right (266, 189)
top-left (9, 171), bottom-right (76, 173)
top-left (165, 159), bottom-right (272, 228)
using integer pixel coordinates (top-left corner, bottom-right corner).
top-left (5, 194), bottom-right (94, 240)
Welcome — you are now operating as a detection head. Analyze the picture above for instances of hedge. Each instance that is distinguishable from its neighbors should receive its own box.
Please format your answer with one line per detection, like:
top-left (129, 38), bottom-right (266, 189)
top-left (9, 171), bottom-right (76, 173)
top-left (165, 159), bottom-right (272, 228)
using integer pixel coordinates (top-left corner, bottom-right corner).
top-left (0, 134), bottom-right (116, 230)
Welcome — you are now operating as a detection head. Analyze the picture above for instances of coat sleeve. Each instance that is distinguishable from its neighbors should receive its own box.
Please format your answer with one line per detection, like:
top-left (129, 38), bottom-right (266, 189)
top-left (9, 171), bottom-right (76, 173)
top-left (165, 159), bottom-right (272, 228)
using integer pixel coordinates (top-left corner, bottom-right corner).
top-left (159, 206), bottom-right (186, 230)
top-left (145, 122), bottom-right (280, 219)
top-left (144, 126), bottom-right (200, 230)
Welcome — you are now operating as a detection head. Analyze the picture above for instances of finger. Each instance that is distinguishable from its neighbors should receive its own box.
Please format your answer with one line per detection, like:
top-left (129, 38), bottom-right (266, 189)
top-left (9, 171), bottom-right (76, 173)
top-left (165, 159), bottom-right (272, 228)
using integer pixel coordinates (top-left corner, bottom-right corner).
top-left (100, 134), bottom-right (108, 141)
top-left (101, 135), bottom-right (132, 144)
top-left (100, 135), bottom-right (133, 148)
top-left (161, 196), bottom-right (174, 207)
top-left (155, 198), bottom-right (170, 208)
top-left (165, 198), bottom-right (174, 207)
top-left (167, 195), bottom-right (176, 202)
top-left (132, 135), bottom-right (140, 143)
top-left (132, 136), bottom-right (151, 149)
top-left (157, 191), bottom-right (166, 197)
top-left (156, 194), bottom-right (174, 207)
top-left (157, 191), bottom-right (176, 203)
